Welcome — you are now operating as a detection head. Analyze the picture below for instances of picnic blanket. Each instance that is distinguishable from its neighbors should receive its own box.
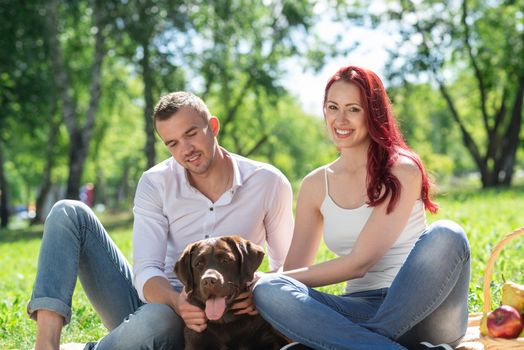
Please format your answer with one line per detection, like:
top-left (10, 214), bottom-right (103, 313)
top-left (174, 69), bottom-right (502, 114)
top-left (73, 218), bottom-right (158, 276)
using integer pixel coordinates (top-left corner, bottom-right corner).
top-left (56, 313), bottom-right (516, 350)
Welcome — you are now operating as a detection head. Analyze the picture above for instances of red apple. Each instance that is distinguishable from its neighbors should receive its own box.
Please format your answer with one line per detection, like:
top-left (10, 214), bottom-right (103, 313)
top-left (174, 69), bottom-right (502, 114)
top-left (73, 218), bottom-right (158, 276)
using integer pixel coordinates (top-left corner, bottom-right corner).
top-left (487, 305), bottom-right (523, 338)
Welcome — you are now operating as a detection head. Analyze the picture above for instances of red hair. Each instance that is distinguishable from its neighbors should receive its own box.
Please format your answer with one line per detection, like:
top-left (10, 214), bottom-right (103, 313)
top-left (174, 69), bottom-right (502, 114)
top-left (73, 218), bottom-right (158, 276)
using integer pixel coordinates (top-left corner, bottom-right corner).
top-left (323, 66), bottom-right (438, 214)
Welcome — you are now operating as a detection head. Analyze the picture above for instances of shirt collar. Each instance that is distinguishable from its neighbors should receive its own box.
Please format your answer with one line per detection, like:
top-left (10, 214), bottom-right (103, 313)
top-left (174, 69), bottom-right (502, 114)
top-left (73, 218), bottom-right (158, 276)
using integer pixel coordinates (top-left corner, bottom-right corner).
top-left (224, 149), bottom-right (260, 189)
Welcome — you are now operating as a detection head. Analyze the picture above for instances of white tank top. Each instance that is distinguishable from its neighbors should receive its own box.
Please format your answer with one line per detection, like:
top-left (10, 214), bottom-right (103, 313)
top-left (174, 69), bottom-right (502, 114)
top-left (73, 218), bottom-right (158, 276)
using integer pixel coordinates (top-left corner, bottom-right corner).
top-left (320, 167), bottom-right (427, 294)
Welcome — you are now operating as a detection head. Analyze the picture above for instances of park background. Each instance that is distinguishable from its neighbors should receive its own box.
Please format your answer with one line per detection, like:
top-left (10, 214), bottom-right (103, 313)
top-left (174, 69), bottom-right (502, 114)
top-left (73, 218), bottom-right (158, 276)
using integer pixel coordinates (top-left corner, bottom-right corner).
top-left (1, 0), bottom-right (523, 348)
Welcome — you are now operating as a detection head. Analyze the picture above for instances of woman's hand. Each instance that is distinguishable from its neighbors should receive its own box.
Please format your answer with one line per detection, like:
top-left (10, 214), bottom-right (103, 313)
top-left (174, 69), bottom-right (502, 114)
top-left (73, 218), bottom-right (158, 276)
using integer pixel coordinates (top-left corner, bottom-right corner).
top-left (250, 271), bottom-right (265, 287)
top-left (175, 288), bottom-right (207, 333)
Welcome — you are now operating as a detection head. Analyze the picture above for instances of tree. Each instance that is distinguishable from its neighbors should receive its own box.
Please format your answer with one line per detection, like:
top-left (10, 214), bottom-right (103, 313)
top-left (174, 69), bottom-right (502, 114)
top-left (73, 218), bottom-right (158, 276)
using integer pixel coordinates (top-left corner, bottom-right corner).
top-left (44, 0), bottom-right (110, 199)
top-left (116, 0), bottom-right (187, 169)
top-left (31, 111), bottom-right (62, 224)
top-left (186, 0), bottom-right (317, 159)
top-left (0, 0), bottom-right (58, 226)
top-left (85, 66), bottom-right (149, 207)
top-left (0, 0), bottom-right (344, 218)
top-left (388, 82), bottom-right (466, 181)
top-left (346, 0), bottom-right (524, 187)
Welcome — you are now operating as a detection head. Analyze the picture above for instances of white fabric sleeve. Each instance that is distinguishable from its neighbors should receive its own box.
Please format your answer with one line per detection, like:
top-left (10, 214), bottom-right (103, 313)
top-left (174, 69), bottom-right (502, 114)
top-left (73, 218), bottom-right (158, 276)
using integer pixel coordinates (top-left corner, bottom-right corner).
top-left (263, 171), bottom-right (294, 271)
top-left (132, 174), bottom-right (170, 302)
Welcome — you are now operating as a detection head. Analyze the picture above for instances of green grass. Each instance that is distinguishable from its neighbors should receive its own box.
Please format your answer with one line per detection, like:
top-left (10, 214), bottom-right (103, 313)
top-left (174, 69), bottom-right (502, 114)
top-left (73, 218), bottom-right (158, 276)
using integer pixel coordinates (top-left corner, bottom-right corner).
top-left (1, 186), bottom-right (524, 349)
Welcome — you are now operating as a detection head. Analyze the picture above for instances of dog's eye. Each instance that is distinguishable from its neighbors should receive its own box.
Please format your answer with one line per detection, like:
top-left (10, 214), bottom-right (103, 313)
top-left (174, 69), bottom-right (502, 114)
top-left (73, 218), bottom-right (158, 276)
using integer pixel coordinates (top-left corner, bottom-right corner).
top-left (220, 257), bottom-right (231, 264)
top-left (194, 261), bottom-right (205, 269)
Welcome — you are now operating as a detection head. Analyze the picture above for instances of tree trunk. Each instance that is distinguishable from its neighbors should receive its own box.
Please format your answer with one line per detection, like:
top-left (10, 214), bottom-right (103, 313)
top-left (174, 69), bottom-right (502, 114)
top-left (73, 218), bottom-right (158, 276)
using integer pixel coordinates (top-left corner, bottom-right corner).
top-left (31, 116), bottom-right (59, 224)
top-left (479, 77), bottom-right (524, 188)
top-left (498, 77), bottom-right (524, 186)
top-left (46, 0), bottom-right (106, 199)
top-left (0, 144), bottom-right (9, 228)
top-left (117, 157), bottom-right (131, 203)
top-left (65, 130), bottom-right (88, 199)
top-left (94, 167), bottom-right (107, 206)
top-left (141, 42), bottom-right (156, 170)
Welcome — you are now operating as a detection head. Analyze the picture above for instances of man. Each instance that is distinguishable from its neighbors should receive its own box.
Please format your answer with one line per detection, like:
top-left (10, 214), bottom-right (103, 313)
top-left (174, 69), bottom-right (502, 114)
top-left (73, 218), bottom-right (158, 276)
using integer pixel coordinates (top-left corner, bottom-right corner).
top-left (28, 91), bottom-right (294, 350)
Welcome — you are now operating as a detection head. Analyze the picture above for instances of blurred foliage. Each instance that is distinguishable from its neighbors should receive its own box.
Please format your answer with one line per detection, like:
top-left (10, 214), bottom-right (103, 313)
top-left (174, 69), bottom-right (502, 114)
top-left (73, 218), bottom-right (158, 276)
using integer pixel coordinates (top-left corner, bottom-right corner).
top-left (336, 0), bottom-right (524, 187)
top-left (389, 82), bottom-right (473, 181)
top-left (1, 0), bottom-right (523, 225)
top-left (0, 0), bottom-right (332, 222)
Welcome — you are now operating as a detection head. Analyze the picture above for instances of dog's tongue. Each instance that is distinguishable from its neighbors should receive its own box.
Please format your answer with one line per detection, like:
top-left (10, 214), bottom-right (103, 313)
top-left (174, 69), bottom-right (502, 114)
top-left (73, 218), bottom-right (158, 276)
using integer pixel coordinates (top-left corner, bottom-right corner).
top-left (205, 297), bottom-right (227, 320)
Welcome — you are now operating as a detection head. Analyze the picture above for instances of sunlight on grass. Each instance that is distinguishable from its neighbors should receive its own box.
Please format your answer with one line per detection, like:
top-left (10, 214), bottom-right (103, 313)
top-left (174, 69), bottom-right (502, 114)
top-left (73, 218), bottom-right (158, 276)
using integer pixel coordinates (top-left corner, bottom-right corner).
top-left (1, 187), bottom-right (523, 349)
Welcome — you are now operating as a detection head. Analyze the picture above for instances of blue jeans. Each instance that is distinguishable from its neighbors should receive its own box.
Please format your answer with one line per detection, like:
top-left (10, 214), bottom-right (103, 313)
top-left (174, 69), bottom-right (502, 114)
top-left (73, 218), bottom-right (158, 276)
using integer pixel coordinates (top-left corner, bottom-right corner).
top-left (253, 220), bottom-right (470, 350)
top-left (27, 200), bottom-right (185, 350)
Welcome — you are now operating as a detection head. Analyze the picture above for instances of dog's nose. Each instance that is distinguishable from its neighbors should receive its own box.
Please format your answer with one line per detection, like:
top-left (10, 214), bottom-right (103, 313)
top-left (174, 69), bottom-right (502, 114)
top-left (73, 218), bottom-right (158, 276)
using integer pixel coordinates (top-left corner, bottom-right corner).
top-left (202, 276), bottom-right (218, 287)
top-left (201, 269), bottom-right (224, 289)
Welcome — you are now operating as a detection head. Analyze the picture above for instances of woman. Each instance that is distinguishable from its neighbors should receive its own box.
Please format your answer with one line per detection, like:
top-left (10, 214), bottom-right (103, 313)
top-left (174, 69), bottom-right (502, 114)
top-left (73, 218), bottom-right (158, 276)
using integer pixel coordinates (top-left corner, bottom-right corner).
top-left (253, 66), bottom-right (470, 350)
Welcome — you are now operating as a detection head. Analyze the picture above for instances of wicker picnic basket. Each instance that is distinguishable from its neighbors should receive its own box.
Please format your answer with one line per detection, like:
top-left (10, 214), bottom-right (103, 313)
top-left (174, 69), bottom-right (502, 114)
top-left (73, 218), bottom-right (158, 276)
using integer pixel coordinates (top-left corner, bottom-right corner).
top-left (478, 226), bottom-right (524, 349)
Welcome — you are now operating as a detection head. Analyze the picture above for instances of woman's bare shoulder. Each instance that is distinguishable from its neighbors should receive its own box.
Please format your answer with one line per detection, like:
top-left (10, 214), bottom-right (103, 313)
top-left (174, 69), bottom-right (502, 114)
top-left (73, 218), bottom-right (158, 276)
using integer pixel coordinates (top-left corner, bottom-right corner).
top-left (297, 166), bottom-right (329, 204)
top-left (392, 154), bottom-right (422, 184)
top-left (301, 165), bottom-right (327, 187)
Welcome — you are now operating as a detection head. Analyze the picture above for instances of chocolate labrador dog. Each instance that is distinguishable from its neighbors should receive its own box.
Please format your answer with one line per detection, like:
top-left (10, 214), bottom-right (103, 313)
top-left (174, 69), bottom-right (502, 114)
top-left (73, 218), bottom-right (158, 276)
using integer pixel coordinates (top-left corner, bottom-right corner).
top-left (174, 235), bottom-right (288, 350)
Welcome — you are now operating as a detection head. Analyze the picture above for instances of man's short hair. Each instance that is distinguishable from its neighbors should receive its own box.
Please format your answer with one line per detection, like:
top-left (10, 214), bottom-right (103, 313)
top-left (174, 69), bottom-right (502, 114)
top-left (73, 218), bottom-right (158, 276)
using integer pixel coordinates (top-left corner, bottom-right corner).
top-left (153, 91), bottom-right (211, 124)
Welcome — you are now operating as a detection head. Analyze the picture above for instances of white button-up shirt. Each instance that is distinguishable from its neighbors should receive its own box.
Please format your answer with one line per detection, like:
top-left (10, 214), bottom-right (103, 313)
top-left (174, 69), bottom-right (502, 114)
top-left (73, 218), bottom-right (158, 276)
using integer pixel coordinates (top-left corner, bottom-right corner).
top-left (132, 151), bottom-right (294, 301)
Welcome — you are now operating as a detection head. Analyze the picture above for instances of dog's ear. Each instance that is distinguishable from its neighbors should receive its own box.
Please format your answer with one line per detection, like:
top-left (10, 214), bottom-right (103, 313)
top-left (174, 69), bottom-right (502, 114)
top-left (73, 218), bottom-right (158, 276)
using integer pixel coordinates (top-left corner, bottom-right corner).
top-left (174, 242), bottom-right (197, 296)
top-left (229, 236), bottom-right (265, 283)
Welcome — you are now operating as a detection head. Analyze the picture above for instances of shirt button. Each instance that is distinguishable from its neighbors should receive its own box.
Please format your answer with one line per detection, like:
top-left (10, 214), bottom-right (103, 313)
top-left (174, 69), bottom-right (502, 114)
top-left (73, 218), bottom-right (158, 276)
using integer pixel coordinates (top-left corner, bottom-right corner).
top-left (209, 207), bottom-right (213, 211)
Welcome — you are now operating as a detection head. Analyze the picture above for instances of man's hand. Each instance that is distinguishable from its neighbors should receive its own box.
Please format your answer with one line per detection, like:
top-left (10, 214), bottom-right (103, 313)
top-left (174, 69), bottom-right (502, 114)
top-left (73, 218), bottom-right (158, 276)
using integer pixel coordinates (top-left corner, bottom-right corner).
top-left (175, 289), bottom-right (207, 333)
top-left (231, 271), bottom-right (270, 316)
top-left (231, 291), bottom-right (259, 316)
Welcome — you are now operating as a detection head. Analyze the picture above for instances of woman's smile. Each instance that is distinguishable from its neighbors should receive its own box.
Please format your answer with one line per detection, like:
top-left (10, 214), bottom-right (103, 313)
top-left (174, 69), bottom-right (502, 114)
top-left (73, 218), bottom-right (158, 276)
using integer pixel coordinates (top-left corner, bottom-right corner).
top-left (334, 127), bottom-right (353, 137)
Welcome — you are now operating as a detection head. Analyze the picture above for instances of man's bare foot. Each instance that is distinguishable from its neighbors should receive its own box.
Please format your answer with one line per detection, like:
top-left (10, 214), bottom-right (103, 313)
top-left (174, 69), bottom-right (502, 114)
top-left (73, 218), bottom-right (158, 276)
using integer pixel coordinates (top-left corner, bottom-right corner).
top-left (34, 310), bottom-right (64, 350)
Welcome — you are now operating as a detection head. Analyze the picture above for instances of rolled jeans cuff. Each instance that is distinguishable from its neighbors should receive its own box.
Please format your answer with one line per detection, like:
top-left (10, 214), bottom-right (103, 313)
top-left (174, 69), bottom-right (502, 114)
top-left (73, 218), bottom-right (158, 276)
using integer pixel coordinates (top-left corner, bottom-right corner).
top-left (27, 297), bottom-right (72, 324)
